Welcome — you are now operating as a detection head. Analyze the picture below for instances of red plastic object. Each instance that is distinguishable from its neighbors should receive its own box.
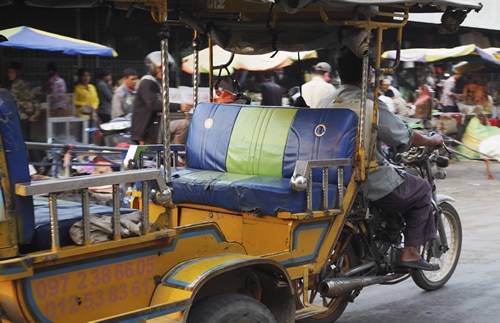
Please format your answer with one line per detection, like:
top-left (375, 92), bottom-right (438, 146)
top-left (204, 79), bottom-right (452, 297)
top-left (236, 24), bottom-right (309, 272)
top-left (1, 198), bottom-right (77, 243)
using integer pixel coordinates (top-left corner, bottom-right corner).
top-left (452, 113), bottom-right (462, 124)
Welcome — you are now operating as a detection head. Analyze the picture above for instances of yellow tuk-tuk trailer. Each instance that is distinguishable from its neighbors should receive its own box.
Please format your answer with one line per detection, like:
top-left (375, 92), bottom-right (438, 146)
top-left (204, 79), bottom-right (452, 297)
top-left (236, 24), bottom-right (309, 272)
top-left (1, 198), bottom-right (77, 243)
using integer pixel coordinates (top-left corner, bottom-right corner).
top-left (0, 1), bottom-right (481, 322)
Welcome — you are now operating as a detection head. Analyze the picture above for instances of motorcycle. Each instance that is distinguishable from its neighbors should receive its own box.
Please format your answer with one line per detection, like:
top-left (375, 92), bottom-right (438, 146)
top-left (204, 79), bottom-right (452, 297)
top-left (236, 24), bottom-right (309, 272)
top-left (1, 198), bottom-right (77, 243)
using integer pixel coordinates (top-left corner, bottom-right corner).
top-left (297, 139), bottom-right (462, 322)
top-left (95, 117), bottom-right (133, 147)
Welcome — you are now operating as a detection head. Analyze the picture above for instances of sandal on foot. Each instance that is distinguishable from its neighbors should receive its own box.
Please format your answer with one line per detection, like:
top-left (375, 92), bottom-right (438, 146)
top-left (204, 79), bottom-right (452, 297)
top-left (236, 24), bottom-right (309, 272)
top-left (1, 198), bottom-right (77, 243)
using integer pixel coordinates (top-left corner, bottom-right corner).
top-left (398, 258), bottom-right (440, 271)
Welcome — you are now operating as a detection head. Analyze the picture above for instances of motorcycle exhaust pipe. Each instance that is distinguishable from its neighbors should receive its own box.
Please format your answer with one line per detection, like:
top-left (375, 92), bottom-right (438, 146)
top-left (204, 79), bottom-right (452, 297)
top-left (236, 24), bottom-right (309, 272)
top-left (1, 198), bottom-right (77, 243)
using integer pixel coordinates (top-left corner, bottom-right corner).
top-left (319, 276), bottom-right (392, 298)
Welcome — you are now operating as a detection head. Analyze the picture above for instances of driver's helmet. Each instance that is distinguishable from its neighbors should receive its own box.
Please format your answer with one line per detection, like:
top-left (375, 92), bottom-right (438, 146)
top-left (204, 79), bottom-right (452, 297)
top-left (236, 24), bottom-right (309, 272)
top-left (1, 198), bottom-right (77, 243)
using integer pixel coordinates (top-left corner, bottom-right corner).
top-left (145, 51), bottom-right (162, 75)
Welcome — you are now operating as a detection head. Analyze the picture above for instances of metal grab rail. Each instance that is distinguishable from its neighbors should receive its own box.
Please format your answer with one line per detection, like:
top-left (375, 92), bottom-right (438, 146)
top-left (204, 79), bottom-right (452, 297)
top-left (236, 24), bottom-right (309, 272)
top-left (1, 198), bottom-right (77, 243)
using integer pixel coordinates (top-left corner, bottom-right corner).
top-left (290, 159), bottom-right (351, 213)
top-left (15, 169), bottom-right (167, 251)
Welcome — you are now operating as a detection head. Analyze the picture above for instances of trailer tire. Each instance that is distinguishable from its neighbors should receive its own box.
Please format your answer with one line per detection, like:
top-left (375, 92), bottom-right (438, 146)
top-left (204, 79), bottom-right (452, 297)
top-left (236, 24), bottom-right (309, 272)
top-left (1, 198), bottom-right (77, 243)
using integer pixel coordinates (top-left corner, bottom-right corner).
top-left (187, 292), bottom-right (277, 323)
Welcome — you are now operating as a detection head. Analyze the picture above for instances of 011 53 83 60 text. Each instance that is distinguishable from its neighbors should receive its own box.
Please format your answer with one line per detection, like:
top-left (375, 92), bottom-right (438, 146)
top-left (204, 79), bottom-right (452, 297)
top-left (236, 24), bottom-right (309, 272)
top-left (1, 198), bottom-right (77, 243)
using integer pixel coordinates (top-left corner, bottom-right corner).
top-left (30, 255), bottom-right (157, 319)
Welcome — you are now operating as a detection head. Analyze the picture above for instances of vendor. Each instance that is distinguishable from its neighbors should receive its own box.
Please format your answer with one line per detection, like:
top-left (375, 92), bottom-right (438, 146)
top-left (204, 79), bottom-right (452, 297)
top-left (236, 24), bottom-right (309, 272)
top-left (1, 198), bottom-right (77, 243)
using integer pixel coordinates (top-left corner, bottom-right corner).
top-left (462, 74), bottom-right (490, 108)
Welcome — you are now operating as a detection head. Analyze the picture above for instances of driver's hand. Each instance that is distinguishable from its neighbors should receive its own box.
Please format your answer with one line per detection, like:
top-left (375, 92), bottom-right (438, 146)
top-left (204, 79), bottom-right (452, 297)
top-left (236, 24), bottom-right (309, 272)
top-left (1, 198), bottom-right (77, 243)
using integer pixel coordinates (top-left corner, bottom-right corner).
top-left (429, 133), bottom-right (443, 147)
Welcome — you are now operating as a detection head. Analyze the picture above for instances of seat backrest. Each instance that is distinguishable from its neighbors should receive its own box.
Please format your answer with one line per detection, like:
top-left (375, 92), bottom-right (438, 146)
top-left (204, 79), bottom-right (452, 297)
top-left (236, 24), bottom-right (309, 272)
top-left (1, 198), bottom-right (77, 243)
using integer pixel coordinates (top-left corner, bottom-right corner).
top-left (0, 89), bottom-right (35, 245)
top-left (328, 98), bottom-right (375, 152)
top-left (185, 103), bottom-right (358, 185)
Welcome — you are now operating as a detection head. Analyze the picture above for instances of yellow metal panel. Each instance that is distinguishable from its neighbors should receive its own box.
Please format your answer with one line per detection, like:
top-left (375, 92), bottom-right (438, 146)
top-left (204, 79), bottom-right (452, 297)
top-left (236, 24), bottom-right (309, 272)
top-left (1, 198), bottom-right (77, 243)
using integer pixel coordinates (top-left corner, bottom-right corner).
top-left (23, 254), bottom-right (160, 322)
top-left (178, 208), bottom-right (243, 243)
top-left (0, 218), bottom-right (18, 259)
top-left (3, 224), bottom-right (245, 322)
top-left (241, 214), bottom-right (290, 255)
top-left (130, 192), bottom-right (169, 224)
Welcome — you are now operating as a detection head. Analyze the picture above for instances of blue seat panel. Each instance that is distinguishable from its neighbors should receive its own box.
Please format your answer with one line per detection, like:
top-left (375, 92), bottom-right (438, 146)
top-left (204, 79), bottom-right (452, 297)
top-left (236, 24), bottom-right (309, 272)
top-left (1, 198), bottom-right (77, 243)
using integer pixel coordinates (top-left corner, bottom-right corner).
top-left (0, 89), bottom-right (35, 245)
top-left (185, 103), bottom-right (242, 172)
top-left (172, 168), bottom-right (340, 215)
top-left (283, 108), bottom-right (357, 185)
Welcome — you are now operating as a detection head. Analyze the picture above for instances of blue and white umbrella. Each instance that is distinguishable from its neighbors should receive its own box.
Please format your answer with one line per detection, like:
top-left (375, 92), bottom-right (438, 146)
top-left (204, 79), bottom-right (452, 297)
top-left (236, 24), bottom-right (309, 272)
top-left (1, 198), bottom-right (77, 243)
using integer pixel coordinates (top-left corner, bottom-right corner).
top-left (0, 26), bottom-right (118, 57)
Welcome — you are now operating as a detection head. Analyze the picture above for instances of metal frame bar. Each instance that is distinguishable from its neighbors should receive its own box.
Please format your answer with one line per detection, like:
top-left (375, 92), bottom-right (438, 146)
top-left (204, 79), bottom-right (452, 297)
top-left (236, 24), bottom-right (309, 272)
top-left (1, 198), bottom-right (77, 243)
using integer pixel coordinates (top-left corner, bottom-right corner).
top-left (15, 169), bottom-right (167, 196)
top-left (48, 193), bottom-right (60, 251)
top-left (292, 159), bottom-right (350, 212)
top-left (81, 189), bottom-right (91, 246)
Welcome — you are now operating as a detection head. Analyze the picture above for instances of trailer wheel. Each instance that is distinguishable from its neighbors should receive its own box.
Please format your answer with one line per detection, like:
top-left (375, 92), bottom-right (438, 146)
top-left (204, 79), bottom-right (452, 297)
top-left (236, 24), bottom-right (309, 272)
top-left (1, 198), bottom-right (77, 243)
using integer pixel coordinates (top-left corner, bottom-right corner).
top-left (187, 293), bottom-right (277, 323)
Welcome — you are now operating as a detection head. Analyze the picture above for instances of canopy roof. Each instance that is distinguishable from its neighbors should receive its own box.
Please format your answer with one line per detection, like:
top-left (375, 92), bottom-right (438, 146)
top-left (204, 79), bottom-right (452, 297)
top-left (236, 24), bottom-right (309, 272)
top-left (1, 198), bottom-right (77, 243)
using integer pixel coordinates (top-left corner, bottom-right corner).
top-left (0, 26), bottom-right (118, 57)
top-left (19, 0), bottom-right (483, 12)
top-left (7, 1), bottom-right (481, 54)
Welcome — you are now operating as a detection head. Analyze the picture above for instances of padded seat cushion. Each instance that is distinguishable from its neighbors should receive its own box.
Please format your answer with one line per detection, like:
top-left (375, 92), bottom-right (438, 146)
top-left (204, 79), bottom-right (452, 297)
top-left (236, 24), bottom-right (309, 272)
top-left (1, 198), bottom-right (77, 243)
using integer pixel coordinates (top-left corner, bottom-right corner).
top-left (172, 168), bottom-right (340, 215)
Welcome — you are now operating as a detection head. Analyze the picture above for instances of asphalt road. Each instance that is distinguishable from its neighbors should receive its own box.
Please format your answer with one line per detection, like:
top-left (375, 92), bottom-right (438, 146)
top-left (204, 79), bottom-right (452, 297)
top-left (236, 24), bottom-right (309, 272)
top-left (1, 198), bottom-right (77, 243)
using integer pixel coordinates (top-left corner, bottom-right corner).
top-left (338, 160), bottom-right (500, 323)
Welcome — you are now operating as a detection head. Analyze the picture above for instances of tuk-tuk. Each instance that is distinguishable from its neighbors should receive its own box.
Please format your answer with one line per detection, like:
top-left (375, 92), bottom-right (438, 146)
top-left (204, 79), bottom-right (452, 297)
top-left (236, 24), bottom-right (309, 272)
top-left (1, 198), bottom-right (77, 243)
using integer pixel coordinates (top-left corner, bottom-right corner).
top-left (0, 1), bottom-right (482, 322)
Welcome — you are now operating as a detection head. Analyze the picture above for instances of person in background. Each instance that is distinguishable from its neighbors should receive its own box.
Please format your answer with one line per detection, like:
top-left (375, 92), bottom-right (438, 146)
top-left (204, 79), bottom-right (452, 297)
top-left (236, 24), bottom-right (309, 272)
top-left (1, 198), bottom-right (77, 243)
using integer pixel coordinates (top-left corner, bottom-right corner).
top-left (413, 84), bottom-right (434, 119)
top-left (111, 68), bottom-right (138, 119)
top-left (441, 71), bottom-right (462, 113)
top-left (301, 62), bottom-right (335, 108)
top-left (7, 62), bottom-right (40, 141)
top-left (406, 93), bottom-right (416, 117)
top-left (380, 78), bottom-right (403, 99)
top-left (74, 67), bottom-right (99, 118)
top-left (132, 51), bottom-right (190, 145)
top-left (385, 89), bottom-right (410, 117)
top-left (463, 74), bottom-right (490, 109)
top-left (378, 82), bottom-right (395, 114)
top-left (44, 62), bottom-right (67, 111)
top-left (96, 68), bottom-right (113, 124)
top-left (259, 71), bottom-right (282, 106)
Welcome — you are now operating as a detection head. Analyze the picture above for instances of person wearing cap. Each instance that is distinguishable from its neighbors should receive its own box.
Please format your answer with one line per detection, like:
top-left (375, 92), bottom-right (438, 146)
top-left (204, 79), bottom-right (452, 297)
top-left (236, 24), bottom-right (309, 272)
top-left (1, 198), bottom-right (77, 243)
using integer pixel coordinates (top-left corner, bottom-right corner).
top-left (441, 71), bottom-right (462, 113)
top-left (301, 62), bottom-right (335, 108)
top-left (380, 78), bottom-right (403, 99)
top-left (112, 68), bottom-right (138, 119)
top-left (378, 81), bottom-right (395, 114)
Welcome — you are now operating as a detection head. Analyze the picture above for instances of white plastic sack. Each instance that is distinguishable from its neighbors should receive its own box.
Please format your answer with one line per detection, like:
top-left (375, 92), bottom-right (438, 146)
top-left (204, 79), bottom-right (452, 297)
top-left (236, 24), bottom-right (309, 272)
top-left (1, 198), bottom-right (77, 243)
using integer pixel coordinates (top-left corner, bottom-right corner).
top-left (479, 134), bottom-right (500, 160)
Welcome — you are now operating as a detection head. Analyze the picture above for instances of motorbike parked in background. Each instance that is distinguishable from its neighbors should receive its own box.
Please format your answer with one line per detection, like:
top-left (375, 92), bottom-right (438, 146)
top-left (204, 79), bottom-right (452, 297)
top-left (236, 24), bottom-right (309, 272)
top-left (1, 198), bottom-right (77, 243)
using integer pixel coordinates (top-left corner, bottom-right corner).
top-left (94, 117), bottom-right (133, 147)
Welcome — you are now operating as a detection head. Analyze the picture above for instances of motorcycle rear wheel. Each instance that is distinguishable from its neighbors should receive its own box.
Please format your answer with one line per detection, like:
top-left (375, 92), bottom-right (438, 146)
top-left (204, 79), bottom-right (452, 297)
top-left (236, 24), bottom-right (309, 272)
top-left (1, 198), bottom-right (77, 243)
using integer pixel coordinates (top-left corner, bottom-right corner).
top-left (411, 202), bottom-right (462, 291)
top-left (296, 237), bottom-right (358, 323)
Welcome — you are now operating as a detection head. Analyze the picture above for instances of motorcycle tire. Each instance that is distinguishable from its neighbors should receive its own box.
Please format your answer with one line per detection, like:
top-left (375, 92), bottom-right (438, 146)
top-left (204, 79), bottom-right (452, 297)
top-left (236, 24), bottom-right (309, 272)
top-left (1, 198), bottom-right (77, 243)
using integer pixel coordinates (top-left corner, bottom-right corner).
top-left (296, 235), bottom-right (358, 323)
top-left (411, 202), bottom-right (462, 291)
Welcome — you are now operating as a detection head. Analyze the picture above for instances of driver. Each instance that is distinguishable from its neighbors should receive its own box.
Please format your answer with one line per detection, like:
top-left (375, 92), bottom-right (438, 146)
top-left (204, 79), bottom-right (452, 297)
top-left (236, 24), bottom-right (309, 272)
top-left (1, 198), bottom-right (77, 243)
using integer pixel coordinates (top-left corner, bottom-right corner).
top-left (318, 47), bottom-right (443, 271)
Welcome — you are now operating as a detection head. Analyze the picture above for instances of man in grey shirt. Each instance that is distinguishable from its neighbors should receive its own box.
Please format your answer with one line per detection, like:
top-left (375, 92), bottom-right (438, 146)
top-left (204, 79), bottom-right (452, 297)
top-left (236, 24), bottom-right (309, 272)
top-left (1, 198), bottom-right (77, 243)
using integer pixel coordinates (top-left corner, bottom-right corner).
top-left (317, 48), bottom-right (443, 271)
top-left (112, 68), bottom-right (138, 119)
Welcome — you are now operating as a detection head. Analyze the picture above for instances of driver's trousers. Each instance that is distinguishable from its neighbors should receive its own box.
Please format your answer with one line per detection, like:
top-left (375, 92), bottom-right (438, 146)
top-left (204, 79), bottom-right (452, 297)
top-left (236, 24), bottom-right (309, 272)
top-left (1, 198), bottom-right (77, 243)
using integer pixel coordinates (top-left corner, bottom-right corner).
top-left (371, 173), bottom-right (436, 246)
